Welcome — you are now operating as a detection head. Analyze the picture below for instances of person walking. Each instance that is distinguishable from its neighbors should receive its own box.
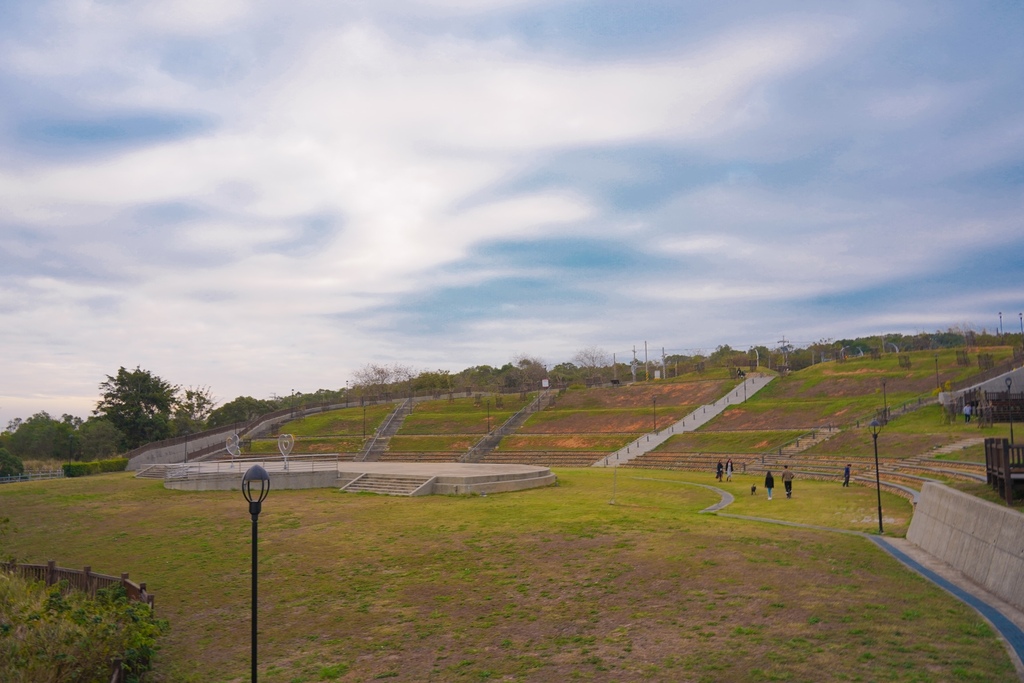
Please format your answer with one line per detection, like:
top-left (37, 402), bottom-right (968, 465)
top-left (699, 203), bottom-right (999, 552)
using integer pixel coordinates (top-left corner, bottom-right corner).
top-left (782, 465), bottom-right (795, 498)
top-left (843, 464), bottom-right (851, 487)
top-left (725, 458), bottom-right (733, 482)
top-left (764, 470), bottom-right (774, 500)
top-left (716, 460), bottom-right (724, 481)
top-left (963, 403), bottom-right (972, 423)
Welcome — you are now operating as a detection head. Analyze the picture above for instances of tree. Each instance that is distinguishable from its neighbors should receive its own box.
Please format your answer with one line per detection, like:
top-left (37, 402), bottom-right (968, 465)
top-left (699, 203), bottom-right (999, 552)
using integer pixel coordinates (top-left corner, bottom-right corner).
top-left (412, 370), bottom-right (453, 393)
top-left (207, 396), bottom-right (275, 429)
top-left (78, 418), bottom-right (124, 460)
top-left (94, 366), bottom-right (178, 450)
top-left (573, 347), bottom-right (610, 381)
top-left (172, 386), bottom-right (217, 436)
top-left (7, 412), bottom-right (67, 460)
top-left (0, 447), bottom-right (23, 477)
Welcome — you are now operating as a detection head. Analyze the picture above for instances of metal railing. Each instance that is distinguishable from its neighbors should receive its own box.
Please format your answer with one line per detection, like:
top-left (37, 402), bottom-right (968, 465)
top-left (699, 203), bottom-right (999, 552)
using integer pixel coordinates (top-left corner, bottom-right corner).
top-left (0, 469), bottom-right (64, 485)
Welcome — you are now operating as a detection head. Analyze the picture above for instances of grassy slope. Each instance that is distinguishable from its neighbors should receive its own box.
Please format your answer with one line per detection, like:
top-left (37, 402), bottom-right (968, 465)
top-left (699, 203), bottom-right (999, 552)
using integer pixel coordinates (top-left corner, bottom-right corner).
top-left (2, 470), bottom-right (1014, 682)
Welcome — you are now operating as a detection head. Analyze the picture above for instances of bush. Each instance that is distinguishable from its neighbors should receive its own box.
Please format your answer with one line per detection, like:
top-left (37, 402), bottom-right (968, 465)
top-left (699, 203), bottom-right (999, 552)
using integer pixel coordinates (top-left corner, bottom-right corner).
top-left (0, 448), bottom-right (23, 477)
top-left (61, 458), bottom-right (128, 478)
top-left (0, 574), bottom-right (167, 682)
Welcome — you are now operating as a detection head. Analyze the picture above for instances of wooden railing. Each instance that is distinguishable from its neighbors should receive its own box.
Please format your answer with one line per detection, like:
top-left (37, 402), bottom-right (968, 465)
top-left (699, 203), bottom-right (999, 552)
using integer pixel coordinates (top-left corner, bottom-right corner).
top-left (2, 560), bottom-right (154, 609)
top-left (984, 438), bottom-right (1024, 505)
top-left (2, 561), bottom-right (155, 683)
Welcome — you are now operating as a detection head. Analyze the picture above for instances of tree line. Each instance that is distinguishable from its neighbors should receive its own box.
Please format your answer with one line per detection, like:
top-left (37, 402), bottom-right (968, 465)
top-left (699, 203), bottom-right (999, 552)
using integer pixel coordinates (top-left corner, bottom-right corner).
top-left (1, 326), bottom-right (1013, 474)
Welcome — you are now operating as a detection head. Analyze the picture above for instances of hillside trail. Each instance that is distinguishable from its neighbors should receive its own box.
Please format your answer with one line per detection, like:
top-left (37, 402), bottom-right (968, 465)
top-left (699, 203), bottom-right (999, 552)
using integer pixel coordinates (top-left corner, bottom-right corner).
top-left (593, 374), bottom-right (775, 467)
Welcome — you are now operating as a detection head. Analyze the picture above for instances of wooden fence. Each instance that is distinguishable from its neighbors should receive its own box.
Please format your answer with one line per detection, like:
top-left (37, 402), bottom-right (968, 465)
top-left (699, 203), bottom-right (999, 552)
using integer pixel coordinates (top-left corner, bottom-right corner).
top-left (2, 559), bottom-right (154, 608)
top-left (984, 438), bottom-right (1024, 506)
top-left (2, 561), bottom-right (155, 683)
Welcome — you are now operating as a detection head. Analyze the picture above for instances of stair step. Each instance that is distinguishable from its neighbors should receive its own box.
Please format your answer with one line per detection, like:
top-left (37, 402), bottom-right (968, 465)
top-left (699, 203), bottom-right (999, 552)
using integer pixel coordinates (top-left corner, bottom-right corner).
top-left (341, 474), bottom-right (434, 496)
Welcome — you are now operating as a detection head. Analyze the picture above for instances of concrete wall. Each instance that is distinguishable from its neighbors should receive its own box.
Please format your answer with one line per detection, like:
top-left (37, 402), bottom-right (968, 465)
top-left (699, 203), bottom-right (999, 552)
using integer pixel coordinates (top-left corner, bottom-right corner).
top-left (907, 482), bottom-right (1024, 611)
top-left (939, 367), bottom-right (1024, 408)
top-left (164, 469), bottom-right (343, 492)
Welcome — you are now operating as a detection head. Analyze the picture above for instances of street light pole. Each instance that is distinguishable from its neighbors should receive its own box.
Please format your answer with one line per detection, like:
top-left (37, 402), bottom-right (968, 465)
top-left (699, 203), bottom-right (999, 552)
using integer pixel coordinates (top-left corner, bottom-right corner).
top-left (869, 419), bottom-right (884, 534)
top-left (1007, 377), bottom-right (1015, 444)
top-left (881, 380), bottom-right (888, 424)
top-left (934, 354), bottom-right (940, 390)
top-left (652, 396), bottom-right (657, 433)
top-left (242, 466), bottom-right (270, 683)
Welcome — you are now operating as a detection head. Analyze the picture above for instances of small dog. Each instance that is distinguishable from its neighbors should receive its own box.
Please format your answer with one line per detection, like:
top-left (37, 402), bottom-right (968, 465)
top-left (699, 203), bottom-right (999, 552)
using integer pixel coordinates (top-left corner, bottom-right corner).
top-left (750, 484), bottom-right (757, 495)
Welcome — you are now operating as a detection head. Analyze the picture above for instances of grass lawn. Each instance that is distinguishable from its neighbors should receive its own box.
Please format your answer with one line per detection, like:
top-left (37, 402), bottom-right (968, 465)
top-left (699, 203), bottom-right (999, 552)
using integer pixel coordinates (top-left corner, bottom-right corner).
top-left (277, 405), bottom-right (394, 438)
top-left (654, 430), bottom-right (807, 453)
top-left (0, 471), bottom-right (1014, 682)
top-left (498, 434), bottom-right (634, 452)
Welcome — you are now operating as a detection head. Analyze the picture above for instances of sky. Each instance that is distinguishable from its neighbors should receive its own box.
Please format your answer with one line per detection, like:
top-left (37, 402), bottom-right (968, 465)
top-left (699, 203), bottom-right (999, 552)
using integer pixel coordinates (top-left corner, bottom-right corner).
top-left (2, 0), bottom-right (1023, 427)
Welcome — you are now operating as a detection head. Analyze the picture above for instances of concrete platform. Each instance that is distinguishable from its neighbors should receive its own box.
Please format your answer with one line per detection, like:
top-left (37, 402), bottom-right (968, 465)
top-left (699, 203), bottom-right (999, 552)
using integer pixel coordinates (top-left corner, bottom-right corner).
top-left (162, 460), bottom-right (556, 496)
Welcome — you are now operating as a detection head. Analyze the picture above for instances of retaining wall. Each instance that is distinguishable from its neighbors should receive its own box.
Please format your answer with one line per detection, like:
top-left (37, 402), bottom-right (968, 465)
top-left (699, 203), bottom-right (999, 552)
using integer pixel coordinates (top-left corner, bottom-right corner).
top-left (907, 482), bottom-right (1024, 611)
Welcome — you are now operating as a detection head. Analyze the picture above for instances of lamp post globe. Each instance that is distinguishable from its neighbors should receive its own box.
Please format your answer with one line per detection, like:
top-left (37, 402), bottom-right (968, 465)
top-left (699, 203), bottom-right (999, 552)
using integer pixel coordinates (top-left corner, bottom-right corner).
top-left (869, 419), bottom-right (884, 535)
top-left (242, 465), bottom-right (270, 683)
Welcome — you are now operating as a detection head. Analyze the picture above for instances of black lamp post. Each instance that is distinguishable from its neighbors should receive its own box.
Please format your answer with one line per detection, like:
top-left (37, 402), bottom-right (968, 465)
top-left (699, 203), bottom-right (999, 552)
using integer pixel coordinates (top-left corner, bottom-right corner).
top-left (362, 406), bottom-right (367, 438)
top-left (934, 354), bottom-right (940, 390)
top-left (1007, 377), bottom-right (1015, 444)
top-left (486, 400), bottom-right (491, 433)
top-left (869, 419), bottom-right (884, 534)
top-left (881, 380), bottom-right (888, 424)
top-left (999, 312), bottom-right (1003, 338)
top-left (242, 465), bottom-right (270, 683)
top-left (652, 396), bottom-right (658, 433)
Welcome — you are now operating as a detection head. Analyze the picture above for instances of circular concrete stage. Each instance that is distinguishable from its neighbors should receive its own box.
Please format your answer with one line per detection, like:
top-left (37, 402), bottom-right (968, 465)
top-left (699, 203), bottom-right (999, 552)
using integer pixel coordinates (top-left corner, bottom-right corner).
top-left (163, 460), bottom-right (555, 496)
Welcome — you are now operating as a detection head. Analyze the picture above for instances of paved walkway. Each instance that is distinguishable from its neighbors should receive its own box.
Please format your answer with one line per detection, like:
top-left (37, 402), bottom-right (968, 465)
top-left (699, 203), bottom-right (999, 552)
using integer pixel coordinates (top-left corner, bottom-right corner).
top-left (593, 374), bottom-right (775, 467)
top-left (652, 479), bottom-right (1024, 680)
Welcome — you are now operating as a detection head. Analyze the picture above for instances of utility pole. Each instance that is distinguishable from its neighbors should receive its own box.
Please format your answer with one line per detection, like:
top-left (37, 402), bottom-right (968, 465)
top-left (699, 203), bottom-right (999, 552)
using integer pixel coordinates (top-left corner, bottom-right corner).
top-left (644, 341), bottom-right (649, 381)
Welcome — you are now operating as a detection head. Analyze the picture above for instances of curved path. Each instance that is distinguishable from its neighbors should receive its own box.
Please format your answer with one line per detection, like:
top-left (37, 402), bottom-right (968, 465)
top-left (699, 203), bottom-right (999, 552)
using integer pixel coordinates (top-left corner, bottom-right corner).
top-left (640, 477), bottom-right (1024, 680)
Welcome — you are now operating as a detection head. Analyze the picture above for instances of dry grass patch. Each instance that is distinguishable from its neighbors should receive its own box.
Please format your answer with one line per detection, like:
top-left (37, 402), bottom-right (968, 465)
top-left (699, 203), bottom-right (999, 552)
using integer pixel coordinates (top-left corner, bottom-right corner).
top-left (0, 471), bottom-right (1013, 682)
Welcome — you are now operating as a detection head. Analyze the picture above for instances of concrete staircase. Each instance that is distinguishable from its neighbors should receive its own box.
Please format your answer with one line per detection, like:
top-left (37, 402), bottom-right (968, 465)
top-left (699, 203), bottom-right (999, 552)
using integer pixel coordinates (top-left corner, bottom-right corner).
top-left (777, 428), bottom-right (840, 457)
top-left (341, 473), bottom-right (435, 496)
top-left (462, 391), bottom-right (549, 463)
top-left (358, 399), bottom-right (414, 462)
top-left (134, 464), bottom-right (172, 479)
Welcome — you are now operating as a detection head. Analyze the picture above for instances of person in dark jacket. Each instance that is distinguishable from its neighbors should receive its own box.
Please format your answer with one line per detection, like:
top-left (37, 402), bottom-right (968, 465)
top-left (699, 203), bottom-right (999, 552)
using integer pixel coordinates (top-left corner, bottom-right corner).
top-left (764, 470), bottom-right (775, 500)
top-left (716, 460), bottom-right (724, 481)
top-left (843, 464), bottom-right (851, 487)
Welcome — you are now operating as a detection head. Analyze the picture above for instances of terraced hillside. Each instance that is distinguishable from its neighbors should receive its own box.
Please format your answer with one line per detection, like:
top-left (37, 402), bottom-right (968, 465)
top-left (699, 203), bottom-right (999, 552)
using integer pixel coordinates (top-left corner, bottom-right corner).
top-left (483, 374), bottom-right (740, 466)
top-left (236, 347), bottom-right (1020, 503)
top-left (626, 347), bottom-right (1020, 501)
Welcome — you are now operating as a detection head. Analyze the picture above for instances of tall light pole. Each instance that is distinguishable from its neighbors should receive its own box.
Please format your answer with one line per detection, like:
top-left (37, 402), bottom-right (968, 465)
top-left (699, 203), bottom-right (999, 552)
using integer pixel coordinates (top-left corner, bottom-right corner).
top-left (869, 419), bottom-right (884, 534)
top-left (652, 396), bottom-right (658, 433)
top-left (242, 466), bottom-right (270, 683)
top-left (934, 354), bottom-right (940, 390)
top-left (999, 312), bottom-right (1003, 339)
top-left (881, 379), bottom-right (888, 424)
top-left (1007, 377), bottom-right (1015, 444)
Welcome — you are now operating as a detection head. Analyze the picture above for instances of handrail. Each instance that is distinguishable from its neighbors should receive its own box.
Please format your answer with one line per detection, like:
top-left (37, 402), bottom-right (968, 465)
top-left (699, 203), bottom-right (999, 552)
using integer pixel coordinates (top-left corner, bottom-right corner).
top-left (461, 391), bottom-right (545, 462)
top-left (2, 560), bottom-right (154, 610)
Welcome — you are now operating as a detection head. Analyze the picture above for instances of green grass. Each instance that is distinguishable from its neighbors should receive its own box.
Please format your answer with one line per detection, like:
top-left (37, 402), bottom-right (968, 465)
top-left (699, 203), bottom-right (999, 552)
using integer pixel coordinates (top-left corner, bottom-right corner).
top-left (498, 434), bottom-right (634, 452)
top-left (275, 405), bottom-right (394, 437)
top-left (388, 436), bottom-right (477, 452)
top-left (249, 437), bottom-right (366, 454)
top-left (0, 470), bottom-right (1014, 682)
top-left (655, 431), bottom-right (807, 453)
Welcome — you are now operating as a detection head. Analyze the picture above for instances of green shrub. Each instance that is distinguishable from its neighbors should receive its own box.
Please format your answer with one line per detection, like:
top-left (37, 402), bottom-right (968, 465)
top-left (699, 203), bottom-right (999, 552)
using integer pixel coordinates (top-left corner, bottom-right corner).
top-left (0, 574), bottom-right (167, 682)
top-left (62, 458), bottom-right (128, 478)
top-left (0, 448), bottom-right (24, 477)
